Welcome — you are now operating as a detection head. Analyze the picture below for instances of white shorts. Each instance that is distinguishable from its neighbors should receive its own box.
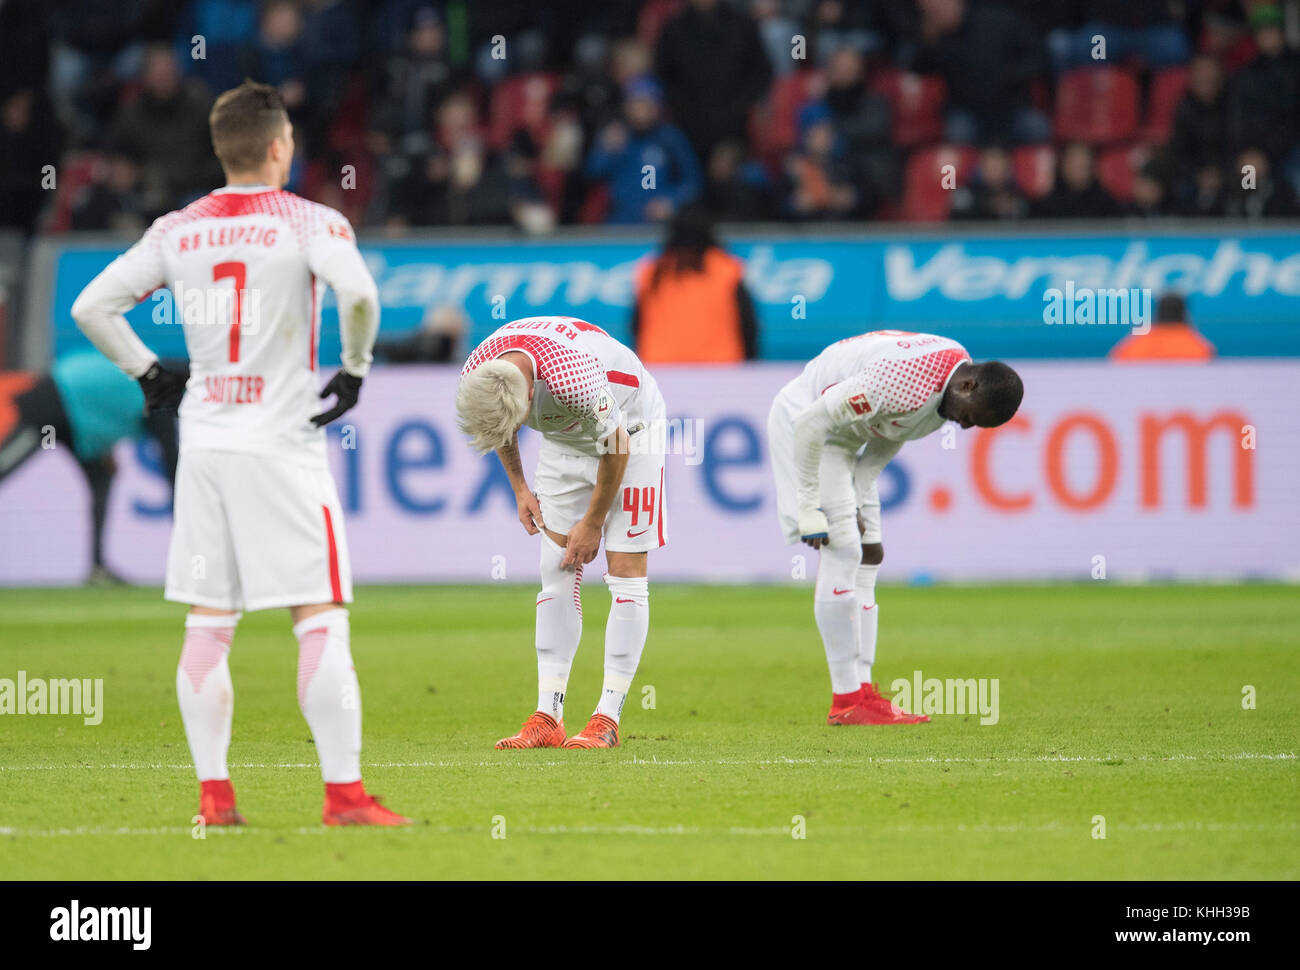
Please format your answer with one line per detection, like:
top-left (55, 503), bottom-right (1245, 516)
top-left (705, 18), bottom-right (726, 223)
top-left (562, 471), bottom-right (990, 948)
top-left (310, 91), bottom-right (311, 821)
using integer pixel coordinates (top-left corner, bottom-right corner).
top-left (164, 449), bottom-right (353, 612)
top-left (535, 433), bottom-right (667, 554)
top-left (769, 394), bottom-right (881, 545)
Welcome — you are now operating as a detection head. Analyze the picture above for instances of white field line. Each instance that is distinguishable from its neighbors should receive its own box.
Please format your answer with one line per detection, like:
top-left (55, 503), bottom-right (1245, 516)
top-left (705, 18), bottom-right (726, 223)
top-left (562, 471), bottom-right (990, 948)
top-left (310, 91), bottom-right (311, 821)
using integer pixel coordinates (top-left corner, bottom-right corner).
top-left (1, 820), bottom-right (1296, 839)
top-left (0, 752), bottom-right (1293, 772)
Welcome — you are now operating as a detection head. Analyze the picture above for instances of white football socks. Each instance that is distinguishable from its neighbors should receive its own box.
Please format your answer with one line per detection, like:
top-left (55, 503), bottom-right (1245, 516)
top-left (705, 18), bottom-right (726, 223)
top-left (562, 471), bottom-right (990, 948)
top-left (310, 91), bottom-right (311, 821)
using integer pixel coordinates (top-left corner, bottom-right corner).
top-left (176, 612), bottom-right (240, 781)
top-left (595, 575), bottom-right (649, 721)
top-left (535, 533), bottom-right (583, 720)
top-left (814, 520), bottom-right (862, 695)
top-left (293, 608), bottom-right (362, 784)
top-left (856, 563), bottom-right (880, 684)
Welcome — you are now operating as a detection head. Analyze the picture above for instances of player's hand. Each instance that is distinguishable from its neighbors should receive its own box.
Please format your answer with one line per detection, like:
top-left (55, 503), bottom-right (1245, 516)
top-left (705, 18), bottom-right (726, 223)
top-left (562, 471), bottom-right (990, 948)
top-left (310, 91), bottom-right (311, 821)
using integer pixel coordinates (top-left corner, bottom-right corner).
top-left (516, 491), bottom-right (544, 535)
top-left (138, 360), bottom-right (188, 415)
top-left (561, 517), bottom-right (602, 569)
top-left (799, 508), bottom-right (830, 549)
top-left (311, 370), bottom-right (363, 427)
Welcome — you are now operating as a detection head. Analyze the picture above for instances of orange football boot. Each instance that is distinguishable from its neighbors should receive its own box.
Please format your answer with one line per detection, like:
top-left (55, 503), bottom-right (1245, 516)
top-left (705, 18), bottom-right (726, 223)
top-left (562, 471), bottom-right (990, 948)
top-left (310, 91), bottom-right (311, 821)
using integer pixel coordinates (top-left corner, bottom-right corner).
top-left (322, 781), bottom-right (410, 826)
top-left (496, 711), bottom-right (567, 749)
top-left (197, 779), bottom-right (246, 826)
top-left (562, 713), bottom-right (620, 749)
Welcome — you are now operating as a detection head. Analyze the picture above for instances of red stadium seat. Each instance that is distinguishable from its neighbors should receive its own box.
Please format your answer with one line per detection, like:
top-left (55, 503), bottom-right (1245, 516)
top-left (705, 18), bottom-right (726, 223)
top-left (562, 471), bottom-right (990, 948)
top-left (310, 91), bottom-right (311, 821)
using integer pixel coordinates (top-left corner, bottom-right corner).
top-left (1096, 144), bottom-right (1149, 202)
top-left (902, 145), bottom-right (977, 221)
top-left (488, 73), bottom-right (560, 151)
top-left (872, 69), bottom-right (947, 146)
top-left (750, 69), bottom-right (824, 162)
top-left (1012, 144), bottom-right (1057, 199)
top-left (1143, 65), bottom-right (1190, 144)
top-left (1054, 66), bottom-right (1140, 143)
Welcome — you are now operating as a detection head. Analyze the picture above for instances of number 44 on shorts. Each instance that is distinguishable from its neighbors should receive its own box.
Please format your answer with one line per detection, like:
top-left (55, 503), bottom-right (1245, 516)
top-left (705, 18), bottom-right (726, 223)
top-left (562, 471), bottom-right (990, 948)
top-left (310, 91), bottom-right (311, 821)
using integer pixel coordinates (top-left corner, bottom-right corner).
top-left (623, 486), bottom-right (656, 537)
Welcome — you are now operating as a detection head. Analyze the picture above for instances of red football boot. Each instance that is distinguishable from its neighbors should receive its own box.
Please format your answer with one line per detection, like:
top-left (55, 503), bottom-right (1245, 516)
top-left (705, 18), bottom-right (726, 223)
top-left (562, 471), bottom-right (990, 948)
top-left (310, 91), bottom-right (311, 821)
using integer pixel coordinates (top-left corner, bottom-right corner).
top-left (860, 682), bottom-right (930, 724)
top-left (826, 687), bottom-right (866, 725)
top-left (198, 779), bottom-right (246, 826)
top-left (322, 781), bottom-right (411, 826)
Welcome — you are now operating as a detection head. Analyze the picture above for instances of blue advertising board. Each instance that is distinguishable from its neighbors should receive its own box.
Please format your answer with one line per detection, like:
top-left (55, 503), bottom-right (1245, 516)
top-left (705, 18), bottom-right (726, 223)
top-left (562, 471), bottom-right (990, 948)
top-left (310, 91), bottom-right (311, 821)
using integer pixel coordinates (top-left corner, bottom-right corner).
top-left (46, 228), bottom-right (1300, 363)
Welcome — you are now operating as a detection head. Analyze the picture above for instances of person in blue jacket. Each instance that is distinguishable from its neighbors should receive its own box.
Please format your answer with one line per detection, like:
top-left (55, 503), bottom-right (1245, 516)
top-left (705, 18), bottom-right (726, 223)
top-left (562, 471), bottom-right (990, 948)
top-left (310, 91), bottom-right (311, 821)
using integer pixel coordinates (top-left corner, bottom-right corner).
top-left (585, 75), bottom-right (702, 225)
top-left (0, 350), bottom-right (181, 585)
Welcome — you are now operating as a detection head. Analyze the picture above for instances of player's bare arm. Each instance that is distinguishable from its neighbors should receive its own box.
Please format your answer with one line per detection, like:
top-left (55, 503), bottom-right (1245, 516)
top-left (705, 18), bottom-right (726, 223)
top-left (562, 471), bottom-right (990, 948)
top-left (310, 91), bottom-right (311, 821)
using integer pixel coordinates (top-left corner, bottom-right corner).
top-left (562, 426), bottom-right (630, 568)
top-left (496, 432), bottom-right (544, 535)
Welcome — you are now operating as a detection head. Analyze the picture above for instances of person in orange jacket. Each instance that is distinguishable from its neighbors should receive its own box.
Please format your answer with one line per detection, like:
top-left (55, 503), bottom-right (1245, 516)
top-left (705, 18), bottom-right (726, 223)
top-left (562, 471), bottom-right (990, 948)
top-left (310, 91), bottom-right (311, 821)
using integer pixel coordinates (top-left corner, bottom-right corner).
top-left (1110, 293), bottom-right (1216, 362)
top-left (632, 206), bottom-right (758, 364)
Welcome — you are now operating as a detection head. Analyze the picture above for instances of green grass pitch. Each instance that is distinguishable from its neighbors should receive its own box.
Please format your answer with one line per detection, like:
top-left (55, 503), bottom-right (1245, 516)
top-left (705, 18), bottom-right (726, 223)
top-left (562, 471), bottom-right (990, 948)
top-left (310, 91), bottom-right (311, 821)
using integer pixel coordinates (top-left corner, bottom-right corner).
top-left (0, 583), bottom-right (1296, 880)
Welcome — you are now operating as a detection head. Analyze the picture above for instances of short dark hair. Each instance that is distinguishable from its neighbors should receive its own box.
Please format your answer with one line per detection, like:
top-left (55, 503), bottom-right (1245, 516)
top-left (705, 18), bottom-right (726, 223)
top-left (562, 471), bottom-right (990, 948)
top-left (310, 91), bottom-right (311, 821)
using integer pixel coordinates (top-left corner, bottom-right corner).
top-left (1155, 293), bottom-right (1186, 324)
top-left (209, 80), bottom-right (289, 173)
top-left (974, 361), bottom-right (1023, 427)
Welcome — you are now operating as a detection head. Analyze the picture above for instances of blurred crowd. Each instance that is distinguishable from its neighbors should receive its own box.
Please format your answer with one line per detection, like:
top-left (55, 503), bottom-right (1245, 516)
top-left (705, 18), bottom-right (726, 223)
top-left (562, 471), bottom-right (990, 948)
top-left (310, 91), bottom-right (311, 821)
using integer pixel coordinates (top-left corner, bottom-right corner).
top-left (2, 0), bottom-right (1299, 237)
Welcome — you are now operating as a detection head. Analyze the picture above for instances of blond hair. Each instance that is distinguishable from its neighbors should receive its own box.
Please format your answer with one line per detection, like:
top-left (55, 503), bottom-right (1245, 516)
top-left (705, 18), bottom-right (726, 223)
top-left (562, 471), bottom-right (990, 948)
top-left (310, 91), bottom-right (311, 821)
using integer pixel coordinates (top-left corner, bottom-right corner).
top-left (456, 359), bottom-right (530, 454)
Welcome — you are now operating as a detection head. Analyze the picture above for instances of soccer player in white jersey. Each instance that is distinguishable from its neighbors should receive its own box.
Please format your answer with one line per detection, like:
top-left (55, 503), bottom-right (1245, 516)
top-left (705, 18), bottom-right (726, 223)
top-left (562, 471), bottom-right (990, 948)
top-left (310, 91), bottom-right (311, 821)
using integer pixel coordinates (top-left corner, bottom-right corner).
top-left (456, 317), bottom-right (667, 750)
top-left (70, 81), bottom-right (407, 826)
top-left (769, 331), bottom-right (1022, 726)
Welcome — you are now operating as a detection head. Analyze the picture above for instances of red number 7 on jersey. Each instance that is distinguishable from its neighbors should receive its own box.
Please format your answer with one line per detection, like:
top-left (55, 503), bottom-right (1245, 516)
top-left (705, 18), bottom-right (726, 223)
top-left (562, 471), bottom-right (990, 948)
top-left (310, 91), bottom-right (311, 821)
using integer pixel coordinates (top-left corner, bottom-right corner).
top-left (213, 261), bottom-right (246, 363)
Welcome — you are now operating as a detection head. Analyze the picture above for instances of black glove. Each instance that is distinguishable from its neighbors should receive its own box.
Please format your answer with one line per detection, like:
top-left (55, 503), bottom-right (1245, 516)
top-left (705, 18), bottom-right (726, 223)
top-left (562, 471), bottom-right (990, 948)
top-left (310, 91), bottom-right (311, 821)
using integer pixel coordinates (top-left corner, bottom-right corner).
top-left (138, 360), bottom-right (188, 414)
top-left (311, 370), bottom-right (363, 427)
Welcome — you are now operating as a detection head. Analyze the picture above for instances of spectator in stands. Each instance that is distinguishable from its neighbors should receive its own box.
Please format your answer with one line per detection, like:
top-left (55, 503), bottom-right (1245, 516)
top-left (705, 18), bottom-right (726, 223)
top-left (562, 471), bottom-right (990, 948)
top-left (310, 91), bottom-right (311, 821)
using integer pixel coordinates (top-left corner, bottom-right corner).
top-left (702, 139), bottom-right (777, 222)
top-left (802, 0), bottom-right (884, 65)
top-left (785, 103), bottom-right (860, 220)
top-left (1127, 159), bottom-right (1174, 218)
top-left (1047, 0), bottom-right (1190, 73)
top-left (1176, 163), bottom-right (1227, 217)
top-left (256, 0), bottom-right (309, 123)
top-left (654, 0), bottom-right (773, 162)
top-left (108, 44), bottom-right (219, 216)
top-left (1225, 5), bottom-right (1300, 182)
top-left (585, 76), bottom-right (702, 225)
top-left (951, 146), bottom-right (1030, 220)
top-left (0, 86), bottom-right (61, 235)
top-left (1033, 142), bottom-right (1122, 218)
top-left (176, 0), bottom-right (259, 96)
top-left (1110, 293), bottom-right (1215, 362)
top-left (1169, 55), bottom-right (1228, 190)
top-left (1223, 147), bottom-right (1300, 219)
top-left (70, 141), bottom-right (149, 233)
top-left (47, 1), bottom-right (171, 145)
top-left (373, 304), bottom-right (467, 364)
top-left (632, 206), bottom-right (758, 364)
top-left (0, 0), bottom-right (52, 103)
top-left (367, 4), bottom-right (456, 157)
top-left (751, 0), bottom-right (800, 77)
top-left (281, 0), bottom-right (362, 159)
top-left (909, 0), bottom-right (1051, 146)
top-left (564, 37), bottom-right (651, 147)
top-left (817, 47), bottom-right (897, 213)
top-left (388, 115), bottom-right (553, 230)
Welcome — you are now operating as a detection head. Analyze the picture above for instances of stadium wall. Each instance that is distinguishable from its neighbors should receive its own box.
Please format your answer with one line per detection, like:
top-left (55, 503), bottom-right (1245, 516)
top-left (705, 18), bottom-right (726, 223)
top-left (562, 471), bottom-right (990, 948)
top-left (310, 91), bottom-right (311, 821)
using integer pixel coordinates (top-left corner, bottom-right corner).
top-left (20, 222), bottom-right (1300, 368)
top-left (1, 361), bottom-right (1295, 586)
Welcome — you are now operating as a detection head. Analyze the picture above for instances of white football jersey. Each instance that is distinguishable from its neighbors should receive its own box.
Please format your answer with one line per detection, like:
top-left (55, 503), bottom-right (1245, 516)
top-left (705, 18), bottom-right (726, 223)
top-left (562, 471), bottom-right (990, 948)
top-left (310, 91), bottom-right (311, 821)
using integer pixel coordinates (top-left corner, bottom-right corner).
top-left (781, 330), bottom-right (971, 449)
top-left (461, 316), bottom-right (661, 456)
top-left (103, 185), bottom-right (370, 464)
